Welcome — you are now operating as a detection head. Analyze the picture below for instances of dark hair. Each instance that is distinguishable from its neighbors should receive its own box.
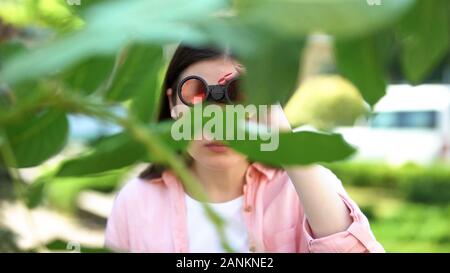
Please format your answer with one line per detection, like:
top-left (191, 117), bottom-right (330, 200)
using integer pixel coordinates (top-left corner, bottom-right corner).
top-left (139, 44), bottom-right (230, 180)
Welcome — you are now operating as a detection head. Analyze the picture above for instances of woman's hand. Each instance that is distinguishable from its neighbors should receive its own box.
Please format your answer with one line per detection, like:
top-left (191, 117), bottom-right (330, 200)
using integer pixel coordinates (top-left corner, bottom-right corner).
top-left (269, 103), bottom-right (353, 238)
top-left (218, 63), bottom-right (246, 85)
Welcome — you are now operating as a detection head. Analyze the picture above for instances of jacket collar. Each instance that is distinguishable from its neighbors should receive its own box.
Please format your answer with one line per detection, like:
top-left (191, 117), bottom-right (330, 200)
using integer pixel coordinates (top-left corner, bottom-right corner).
top-left (249, 162), bottom-right (278, 181)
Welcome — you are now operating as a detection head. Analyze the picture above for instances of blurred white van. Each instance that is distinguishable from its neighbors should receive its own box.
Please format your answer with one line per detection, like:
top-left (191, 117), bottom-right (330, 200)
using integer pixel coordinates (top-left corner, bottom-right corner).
top-left (337, 84), bottom-right (450, 164)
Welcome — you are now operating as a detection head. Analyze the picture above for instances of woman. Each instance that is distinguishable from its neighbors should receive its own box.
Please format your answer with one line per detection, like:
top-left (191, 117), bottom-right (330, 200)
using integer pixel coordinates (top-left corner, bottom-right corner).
top-left (105, 44), bottom-right (384, 253)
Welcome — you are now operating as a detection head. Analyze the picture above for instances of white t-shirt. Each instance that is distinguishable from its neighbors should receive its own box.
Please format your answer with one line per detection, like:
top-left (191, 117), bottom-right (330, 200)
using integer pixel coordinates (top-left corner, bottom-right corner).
top-left (185, 194), bottom-right (249, 253)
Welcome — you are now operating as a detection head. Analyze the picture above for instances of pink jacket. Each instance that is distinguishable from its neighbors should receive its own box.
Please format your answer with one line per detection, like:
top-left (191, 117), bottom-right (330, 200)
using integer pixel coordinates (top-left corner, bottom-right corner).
top-left (105, 163), bottom-right (384, 253)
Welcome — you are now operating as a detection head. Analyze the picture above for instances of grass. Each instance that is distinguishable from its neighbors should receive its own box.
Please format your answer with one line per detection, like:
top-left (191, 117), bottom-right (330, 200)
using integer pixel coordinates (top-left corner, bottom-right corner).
top-left (346, 186), bottom-right (450, 253)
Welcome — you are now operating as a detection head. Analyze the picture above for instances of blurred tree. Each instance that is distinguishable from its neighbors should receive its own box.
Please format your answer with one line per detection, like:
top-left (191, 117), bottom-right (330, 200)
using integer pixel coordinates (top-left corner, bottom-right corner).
top-left (284, 75), bottom-right (368, 130)
top-left (0, 0), bottom-right (82, 32)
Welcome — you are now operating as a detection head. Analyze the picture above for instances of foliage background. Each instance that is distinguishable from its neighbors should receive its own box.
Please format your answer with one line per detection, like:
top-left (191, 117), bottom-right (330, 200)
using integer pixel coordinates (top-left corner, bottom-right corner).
top-left (0, 0), bottom-right (449, 252)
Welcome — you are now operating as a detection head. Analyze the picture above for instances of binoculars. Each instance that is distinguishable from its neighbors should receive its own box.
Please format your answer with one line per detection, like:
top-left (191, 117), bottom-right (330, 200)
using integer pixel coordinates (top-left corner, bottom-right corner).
top-left (177, 75), bottom-right (242, 106)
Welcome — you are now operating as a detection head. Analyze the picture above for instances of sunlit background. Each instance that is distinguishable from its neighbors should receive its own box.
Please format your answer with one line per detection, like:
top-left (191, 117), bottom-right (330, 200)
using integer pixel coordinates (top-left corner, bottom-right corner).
top-left (0, 0), bottom-right (449, 253)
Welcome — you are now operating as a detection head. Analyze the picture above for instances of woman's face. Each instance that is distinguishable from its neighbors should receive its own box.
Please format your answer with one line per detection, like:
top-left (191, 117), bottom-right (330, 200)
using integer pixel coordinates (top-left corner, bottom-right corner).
top-left (167, 57), bottom-right (249, 170)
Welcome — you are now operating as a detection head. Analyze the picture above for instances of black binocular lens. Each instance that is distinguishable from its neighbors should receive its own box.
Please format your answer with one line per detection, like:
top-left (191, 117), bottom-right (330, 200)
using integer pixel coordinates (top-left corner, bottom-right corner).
top-left (177, 75), bottom-right (242, 106)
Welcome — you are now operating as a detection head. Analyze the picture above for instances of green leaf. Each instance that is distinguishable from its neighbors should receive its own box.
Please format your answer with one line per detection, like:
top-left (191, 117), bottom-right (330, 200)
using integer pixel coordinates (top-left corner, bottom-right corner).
top-left (66, 0), bottom-right (113, 16)
top-left (59, 55), bottom-right (115, 95)
top-left (106, 44), bottom-right (163, 106)
top-left (0, 41), bottom-right (28, 108)
top-left (0, 84), bottom-right (13, 108)
top-left (4, 108), bottom-right (69, 168)
top-left (227, 130), bottom-right (356, 166)
top-left (45, 238), bottom-right (112, 253)
top-left (47, 169), bottom-right (126, 211)
top-left (1, 0), bottom-right (229, 85)
top-left (335, 34), bottom-right (388, 106)
top-left (57, 132), bottom-right (146, 176)
top-left (57, 121), bottom-right (187, 176)
top-left (0, 41), bottom-right (27, 68)
top-left (129, 62), bottom-right (164, 123)
top-left (241, 35), bottom-right (304, 105)
top-left (397, 0), bottom-right (450, 83)
top-left (25, 179), bottom-right (46, 209)
top-left (235, 0), bottom-right (415, 38)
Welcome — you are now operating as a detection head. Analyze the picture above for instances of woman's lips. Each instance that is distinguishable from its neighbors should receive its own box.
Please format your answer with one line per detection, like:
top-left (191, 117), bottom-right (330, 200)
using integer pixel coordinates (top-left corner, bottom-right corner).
top-left (204, 141), bottom-right (229, 153)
